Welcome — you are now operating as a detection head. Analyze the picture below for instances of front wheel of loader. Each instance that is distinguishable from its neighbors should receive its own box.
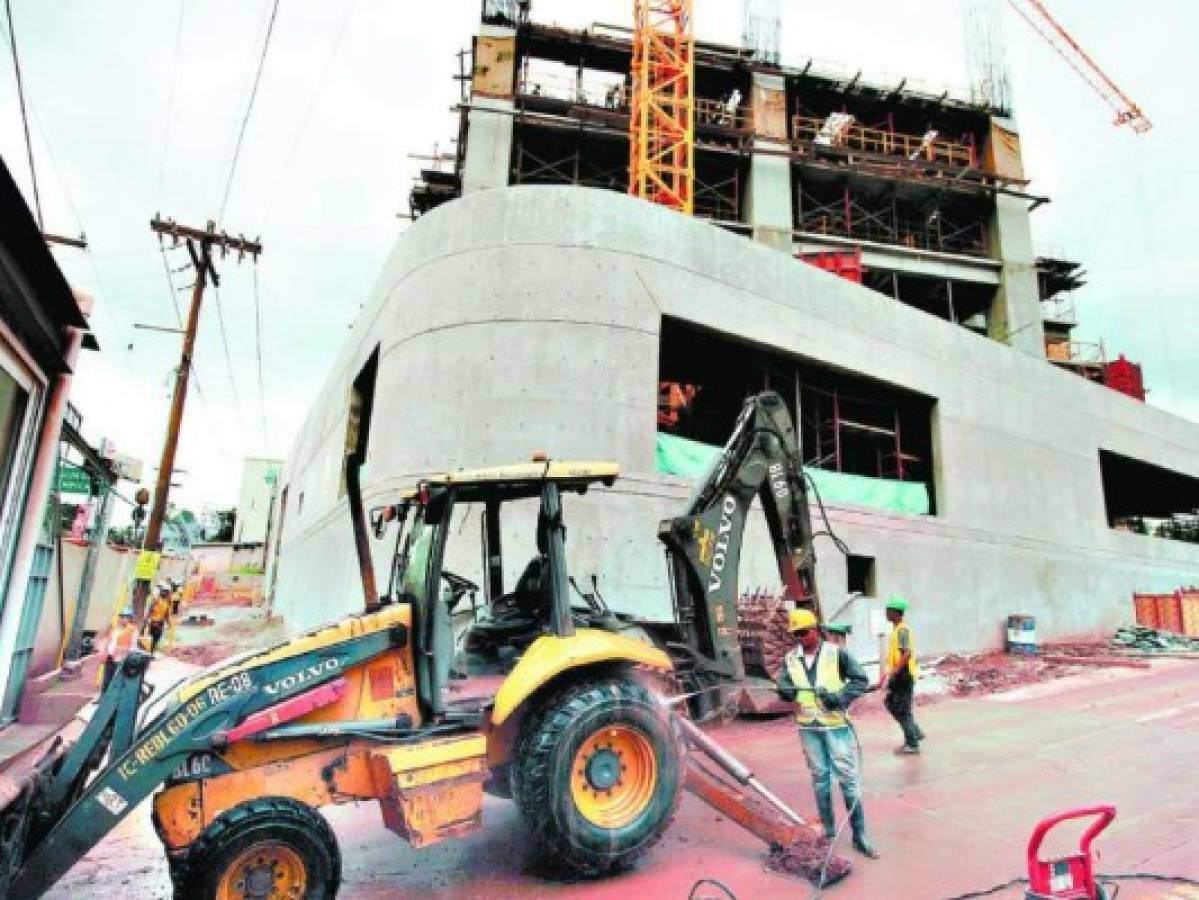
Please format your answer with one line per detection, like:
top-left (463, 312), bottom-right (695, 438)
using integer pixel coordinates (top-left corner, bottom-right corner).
top-left (172, 796), bottom-right (340, 900)
top-left (513, 674), bottom-right (681, 875)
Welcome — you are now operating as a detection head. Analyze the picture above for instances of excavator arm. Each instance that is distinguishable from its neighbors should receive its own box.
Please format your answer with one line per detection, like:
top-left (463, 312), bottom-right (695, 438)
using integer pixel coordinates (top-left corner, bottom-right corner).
top-left (658, 391), bottom-right (821, 692)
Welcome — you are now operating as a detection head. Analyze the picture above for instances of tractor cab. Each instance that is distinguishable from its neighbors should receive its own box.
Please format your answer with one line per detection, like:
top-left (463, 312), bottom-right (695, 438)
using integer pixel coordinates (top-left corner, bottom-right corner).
top-left (371, 459), bottom-right (640, 721)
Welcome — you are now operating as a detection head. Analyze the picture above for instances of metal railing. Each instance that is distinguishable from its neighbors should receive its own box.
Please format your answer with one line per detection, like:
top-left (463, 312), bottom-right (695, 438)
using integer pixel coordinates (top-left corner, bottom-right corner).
top-left (792, 115), bottom-right (976, 168)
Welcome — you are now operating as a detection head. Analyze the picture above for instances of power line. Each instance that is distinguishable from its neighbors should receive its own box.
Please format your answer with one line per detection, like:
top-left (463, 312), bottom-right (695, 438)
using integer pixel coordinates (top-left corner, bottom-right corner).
top-left (260, 0), bottom-right (359, 226)
top-left (159, 244), bottom-right (185, 328)
top-left (217, 0), bottom-right (280, 223)
top-left (156, 0), bottom-right (187, 206)
top-left (4, 0), bottom-right (42, 228)
top-left (252, 263), bottom-right (268, 450)
top-left (212, 282), bottom-right (251, 440)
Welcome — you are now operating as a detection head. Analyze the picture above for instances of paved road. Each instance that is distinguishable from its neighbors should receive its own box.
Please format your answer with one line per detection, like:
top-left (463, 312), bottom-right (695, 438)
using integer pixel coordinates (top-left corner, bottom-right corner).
top-left (44, 659), bottom-right (1199, 899)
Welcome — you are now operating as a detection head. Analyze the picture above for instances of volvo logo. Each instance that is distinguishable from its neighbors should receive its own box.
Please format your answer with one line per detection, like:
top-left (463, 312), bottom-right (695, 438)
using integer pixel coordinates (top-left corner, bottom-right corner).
top-left (707, 495), bottom-right (737, 593)
top-left (263, 658), bottom-right (342, 696)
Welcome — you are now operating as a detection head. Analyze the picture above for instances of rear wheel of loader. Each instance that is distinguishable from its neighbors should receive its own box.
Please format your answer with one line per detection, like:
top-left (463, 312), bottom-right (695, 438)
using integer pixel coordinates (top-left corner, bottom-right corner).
top-left (513, 674), bottom-right (681, 875)
top-left (172, 796), bottom-right (340, 900)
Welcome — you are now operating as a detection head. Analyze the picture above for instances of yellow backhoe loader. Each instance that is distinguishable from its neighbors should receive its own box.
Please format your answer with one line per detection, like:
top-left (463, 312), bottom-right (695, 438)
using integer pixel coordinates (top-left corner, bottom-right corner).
top-left (0, 392), bottom-right (848, 897)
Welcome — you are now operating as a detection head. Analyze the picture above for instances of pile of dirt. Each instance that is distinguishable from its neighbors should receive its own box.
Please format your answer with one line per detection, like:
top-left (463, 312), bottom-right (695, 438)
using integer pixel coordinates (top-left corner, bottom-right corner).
top-left (928, 651), bottom-right (1071, 697)
top-left (765, 833), bottom-right (853, 886)
top-left (168, 643), bottom-right (240, 667)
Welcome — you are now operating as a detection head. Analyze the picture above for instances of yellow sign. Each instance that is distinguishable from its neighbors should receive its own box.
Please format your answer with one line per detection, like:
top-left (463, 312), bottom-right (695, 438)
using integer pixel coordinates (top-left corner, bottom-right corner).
top-left (134, 550), bottom-right (161, 580)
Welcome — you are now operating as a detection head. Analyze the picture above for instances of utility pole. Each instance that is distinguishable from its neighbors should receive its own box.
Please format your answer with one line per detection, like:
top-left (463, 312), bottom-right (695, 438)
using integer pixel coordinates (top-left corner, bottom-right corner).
top-left (133, 216), bottom-right (261, 615)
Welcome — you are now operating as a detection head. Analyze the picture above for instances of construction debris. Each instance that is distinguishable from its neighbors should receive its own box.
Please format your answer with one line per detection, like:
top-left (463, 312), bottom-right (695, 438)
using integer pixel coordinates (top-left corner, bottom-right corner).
top-left (929, 651), bottom-right (1070, 696)
top-left (766, 835), bottom-right (852, 885)
top-left (737, 591), bottom-right (796, 679)
top-left (1039, 654), bottom-right (1150, 670)
top-left (1111, 624), bottom-right (1199, 652)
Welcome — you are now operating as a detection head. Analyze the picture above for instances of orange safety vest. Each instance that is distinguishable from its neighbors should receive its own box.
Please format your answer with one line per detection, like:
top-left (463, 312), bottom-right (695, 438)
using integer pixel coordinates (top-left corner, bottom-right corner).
top-left (149, 598), bottom-right (171, 624)
top-left (106, 623), bottom-right (137, 661)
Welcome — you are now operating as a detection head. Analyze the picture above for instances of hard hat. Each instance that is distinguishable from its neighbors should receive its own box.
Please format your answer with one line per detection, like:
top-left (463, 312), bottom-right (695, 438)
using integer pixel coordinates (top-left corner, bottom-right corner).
top-left (788, 609), bottom-right (818, 632)
top-left (825, 622), bottom-right (851, 636)
top-left (119, 607), bottom-right (134, 618)
top-left (171, 577), bottom-right (182, 587)
top-left (885, 595), bottom-right (909, 613)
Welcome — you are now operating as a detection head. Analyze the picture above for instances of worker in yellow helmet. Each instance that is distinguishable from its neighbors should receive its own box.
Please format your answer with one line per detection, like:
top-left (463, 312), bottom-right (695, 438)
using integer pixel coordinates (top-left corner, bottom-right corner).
top-left (881, 595), bottom-right (925, 755)
top-left (776, 608), bottom-right (877, 859)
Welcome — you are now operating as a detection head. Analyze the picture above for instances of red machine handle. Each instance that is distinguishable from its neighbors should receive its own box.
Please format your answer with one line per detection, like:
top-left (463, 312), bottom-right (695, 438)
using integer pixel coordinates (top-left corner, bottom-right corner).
top-left (1026, 805), bottom-right (1116, 866)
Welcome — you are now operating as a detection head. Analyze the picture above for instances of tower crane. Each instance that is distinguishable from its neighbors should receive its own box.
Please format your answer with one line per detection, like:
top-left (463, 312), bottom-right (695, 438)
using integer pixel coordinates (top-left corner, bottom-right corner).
top-left (1006, 0), bottom-right (1151, 133)
top-left (628, 0), bottom-right (695, 214)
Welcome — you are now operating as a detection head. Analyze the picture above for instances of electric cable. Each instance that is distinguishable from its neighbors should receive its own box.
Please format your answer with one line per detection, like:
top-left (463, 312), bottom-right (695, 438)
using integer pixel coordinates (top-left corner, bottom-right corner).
top-left (804, 471), bottom-right (852, 556)
top-left (941, 872), bottom-right (1199, 900)
top-left (689, 878), bottom-right (738, 899)
top-left (258, 0), bottom-right (359, 226)
top-left (251, 262), bottom-right (268, 450)
top-left (156, 0), bottom-right (186, 207)
top-left (4, 0), bottom-right (42, 228)
top-left (211, 283), bottom-right (251, 442)
top-left (217, 0), bottom-right (280, 223)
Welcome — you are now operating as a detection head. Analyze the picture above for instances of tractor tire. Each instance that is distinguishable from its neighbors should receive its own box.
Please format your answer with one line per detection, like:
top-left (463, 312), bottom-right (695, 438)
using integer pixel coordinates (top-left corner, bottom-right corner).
top-left (512, 674), bottom-right (681, 875)
top-left (171, 796), bottom-right (340, 900)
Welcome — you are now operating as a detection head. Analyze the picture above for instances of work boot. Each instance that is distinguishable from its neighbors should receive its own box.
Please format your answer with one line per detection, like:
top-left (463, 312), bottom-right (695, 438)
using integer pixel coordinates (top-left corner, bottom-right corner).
top-left (852, 832), bottom-right (880, 859)
top-left (894, 744), bottom-right (921, 755)
top-left (816, 792), bottom-right (836, 840)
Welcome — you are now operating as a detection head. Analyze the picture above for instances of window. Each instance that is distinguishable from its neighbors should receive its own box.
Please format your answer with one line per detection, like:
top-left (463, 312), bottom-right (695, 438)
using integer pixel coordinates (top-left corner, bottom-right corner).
top-left (658, 318), bottom-right (937, 515)
top-left (0, 366), bottom-right (29, 508)
top-left (847, 554), bottom-right (876, 596)
top-left (1100, 450), bottom-right (1199, 544)
top-left (341, 348), bottom-right (379, 497)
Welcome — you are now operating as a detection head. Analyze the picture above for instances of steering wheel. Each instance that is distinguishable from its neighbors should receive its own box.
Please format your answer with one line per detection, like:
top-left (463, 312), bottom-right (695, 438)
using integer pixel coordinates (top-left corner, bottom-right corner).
top-left (441, 570), bottom-right (480, 606)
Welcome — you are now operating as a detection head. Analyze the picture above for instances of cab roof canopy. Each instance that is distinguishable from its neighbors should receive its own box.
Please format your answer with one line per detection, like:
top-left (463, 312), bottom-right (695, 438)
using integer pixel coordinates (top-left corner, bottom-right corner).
top-left (415, 460), bottom-right (620, 501)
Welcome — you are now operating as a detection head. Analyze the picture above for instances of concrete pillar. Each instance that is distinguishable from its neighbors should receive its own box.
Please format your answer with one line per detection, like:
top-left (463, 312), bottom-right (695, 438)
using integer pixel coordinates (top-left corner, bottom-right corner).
top-left (462, 24), bottom-right (517, 195)
top-left (985, 117), bottom-right (1045, 357)
top-left (745, 73), bottom-right (793, 253)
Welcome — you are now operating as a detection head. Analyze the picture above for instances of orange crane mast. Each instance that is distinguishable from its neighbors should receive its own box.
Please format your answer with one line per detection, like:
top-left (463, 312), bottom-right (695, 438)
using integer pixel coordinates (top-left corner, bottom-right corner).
top-left (628, 0), bottom-right (696, 213)
top-left (1006, 0), bottom-right (1151, 133)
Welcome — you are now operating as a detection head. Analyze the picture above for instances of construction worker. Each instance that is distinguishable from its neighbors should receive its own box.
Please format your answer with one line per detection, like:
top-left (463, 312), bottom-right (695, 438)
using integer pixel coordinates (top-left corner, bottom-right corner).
top-left (776, 608), bottom-right (878, 859)
top-left (881, 595), bottom-right (925, 755)
top-left (824, 622), bottom-right (852, 646)
top-left (169, 577), bottom-right (184, 615)
top-left (101, 608), bottom-right (138, 690)
top-left (145, 582), bottom-right (173, 655)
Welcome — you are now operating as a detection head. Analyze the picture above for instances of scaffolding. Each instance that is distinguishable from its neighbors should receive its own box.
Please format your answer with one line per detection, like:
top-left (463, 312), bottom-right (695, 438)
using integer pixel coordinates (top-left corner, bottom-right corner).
top-left (629, 0), bottom-right (695, 214)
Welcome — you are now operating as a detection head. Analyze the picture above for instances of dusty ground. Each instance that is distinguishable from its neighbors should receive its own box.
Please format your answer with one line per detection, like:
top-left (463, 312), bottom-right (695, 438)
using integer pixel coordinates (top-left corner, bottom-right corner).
top-left (163, 604), bottom-right (287, 668)
top-left (37, 612), bottom-right (1199, 900)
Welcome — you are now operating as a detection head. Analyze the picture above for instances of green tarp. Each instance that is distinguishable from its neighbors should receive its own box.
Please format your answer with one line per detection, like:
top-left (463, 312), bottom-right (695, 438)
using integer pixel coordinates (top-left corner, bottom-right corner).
top-left (655, 431), bottom-right (930, 516)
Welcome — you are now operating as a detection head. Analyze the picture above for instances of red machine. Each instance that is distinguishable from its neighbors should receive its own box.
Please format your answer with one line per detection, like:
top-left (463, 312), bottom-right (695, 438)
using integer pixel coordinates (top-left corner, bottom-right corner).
top-left (1026, 806), bottom-right (1116, 899)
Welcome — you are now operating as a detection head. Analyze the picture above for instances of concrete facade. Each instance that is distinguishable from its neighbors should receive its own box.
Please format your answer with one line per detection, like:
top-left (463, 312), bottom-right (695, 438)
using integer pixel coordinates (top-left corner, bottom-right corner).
top-left (270, 186), bottom-right (1199, 657)
top-left (233, 457), bottom-right (282, 546)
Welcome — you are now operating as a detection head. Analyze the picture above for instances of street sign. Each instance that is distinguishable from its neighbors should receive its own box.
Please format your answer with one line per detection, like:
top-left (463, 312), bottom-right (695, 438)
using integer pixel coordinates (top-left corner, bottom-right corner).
top-left (57, 464), bottom-right (93, 496)
top-left (134, 550), bottom-right (161, 580)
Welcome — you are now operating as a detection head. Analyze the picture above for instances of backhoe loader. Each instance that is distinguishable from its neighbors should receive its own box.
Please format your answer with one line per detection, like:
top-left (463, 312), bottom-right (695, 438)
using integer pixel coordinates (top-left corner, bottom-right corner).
top-left (0, 391), bottom-right (847, 897)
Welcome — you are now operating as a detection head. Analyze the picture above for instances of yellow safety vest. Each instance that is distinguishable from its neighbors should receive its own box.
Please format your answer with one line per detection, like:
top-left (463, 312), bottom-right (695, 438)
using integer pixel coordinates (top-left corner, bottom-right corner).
top-left (785, 643), bottom-right (848, 728)
top-left (887, 622), bottom-right (919, 678)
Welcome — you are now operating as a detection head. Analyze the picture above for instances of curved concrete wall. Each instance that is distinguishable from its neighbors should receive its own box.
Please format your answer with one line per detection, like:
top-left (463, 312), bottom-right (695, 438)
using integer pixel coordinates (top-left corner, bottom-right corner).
top-left (271, 186), bottom-right (1199, 656)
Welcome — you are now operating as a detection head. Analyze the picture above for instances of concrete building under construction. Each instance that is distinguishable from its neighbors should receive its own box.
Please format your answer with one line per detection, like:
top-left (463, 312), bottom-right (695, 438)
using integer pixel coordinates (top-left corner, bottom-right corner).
top-left (268, 2), bottom-right (1199, 659)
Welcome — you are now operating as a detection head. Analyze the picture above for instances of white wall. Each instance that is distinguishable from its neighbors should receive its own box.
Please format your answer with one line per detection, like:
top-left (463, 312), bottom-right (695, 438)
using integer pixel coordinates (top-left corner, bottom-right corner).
top-left (271, 186), bottom-right (1199, 654)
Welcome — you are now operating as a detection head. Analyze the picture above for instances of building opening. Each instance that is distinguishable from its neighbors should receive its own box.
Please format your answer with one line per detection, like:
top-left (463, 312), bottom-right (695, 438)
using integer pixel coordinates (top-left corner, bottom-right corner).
top-left (847, 554), bottom-right (876, 596)
top-left (341, 348), bottom-right (379, 497)
top-left (658, 318), bottom-right (937, 515)
top-left (1100, 450), bottom-right (1199, 544)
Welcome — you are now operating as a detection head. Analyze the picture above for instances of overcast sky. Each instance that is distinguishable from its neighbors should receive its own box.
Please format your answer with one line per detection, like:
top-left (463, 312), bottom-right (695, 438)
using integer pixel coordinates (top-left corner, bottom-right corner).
top-left (1, 0), bottom-right (1194, 518)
